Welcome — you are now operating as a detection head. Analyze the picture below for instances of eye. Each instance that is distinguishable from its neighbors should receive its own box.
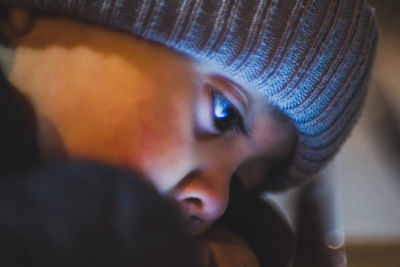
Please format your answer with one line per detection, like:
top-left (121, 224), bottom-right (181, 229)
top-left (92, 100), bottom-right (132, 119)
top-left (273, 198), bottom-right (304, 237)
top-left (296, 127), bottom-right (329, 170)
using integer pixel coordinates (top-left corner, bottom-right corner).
top-left (211, 90), bottom-right (248, 136)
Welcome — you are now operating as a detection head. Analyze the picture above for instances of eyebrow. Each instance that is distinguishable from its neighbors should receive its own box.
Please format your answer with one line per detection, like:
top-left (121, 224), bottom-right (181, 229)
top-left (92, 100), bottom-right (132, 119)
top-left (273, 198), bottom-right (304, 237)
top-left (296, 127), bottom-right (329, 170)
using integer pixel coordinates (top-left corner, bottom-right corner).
top-left (269, 105), bottom-right (291, 124)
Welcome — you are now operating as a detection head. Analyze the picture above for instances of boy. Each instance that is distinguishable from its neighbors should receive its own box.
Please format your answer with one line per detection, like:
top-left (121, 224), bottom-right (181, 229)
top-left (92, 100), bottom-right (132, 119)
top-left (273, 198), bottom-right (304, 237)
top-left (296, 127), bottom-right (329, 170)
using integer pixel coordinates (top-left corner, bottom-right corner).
top-left (0, 0), bottom-right (378, 266)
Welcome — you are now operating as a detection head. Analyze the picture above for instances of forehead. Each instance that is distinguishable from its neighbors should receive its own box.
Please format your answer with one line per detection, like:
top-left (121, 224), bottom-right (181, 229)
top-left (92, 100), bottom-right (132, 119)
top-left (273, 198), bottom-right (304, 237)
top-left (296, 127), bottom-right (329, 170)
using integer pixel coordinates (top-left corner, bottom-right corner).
top-left (10, 15), bottom-right (200, 93)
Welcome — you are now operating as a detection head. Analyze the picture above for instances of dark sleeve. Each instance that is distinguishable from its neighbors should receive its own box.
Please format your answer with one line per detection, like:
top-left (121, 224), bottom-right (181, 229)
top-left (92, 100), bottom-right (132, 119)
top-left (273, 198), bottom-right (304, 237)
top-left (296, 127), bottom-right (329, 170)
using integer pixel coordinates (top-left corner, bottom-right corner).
top-left (0, 66), bottom-right (40, 177)
top-left (0, 161), bottom-right (200, 267)
top-left (218, 175), bottom-right (296, 267)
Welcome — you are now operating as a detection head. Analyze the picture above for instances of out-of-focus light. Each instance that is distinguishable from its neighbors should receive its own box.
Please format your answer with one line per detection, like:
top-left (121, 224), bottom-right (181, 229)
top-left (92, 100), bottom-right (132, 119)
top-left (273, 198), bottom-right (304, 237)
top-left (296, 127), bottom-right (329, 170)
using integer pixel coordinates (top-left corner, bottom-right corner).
top-left (326, 229), bottom-right (345, 249)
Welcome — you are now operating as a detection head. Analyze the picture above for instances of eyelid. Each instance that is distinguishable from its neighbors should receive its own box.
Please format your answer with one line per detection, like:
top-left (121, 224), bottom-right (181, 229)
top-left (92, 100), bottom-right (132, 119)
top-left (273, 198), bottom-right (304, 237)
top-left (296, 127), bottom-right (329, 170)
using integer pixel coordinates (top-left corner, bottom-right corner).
top-left (206, 75), bottom-right (250, 117)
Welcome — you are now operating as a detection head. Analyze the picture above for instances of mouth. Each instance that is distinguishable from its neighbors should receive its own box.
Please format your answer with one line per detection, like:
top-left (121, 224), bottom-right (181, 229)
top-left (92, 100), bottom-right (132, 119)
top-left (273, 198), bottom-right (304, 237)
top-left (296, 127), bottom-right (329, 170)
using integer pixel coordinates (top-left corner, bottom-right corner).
top-left (186, 215), bottom-right (213, 235)
top-left (187, 215), bottom-right (205, 228)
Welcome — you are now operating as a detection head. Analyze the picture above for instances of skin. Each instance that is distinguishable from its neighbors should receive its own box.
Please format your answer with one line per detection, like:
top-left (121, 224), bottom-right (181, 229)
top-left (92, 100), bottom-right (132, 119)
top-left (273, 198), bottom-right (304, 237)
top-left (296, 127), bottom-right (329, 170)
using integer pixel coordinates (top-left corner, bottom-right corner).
top-left (0, 13), bottom-right (297, 234)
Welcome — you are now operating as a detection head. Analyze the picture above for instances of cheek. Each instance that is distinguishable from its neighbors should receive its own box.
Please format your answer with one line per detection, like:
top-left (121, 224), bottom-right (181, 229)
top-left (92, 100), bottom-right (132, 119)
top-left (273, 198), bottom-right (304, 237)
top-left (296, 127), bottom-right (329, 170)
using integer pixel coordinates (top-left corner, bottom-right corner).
top-left (121, 92), bottom-right (195, 190)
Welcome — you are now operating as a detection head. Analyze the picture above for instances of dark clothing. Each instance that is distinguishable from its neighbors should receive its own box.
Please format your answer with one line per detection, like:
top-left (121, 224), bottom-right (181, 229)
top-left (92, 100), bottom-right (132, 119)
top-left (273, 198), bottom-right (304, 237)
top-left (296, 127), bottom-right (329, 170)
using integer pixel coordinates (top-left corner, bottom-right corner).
top-left (0, 69), bottom-right (40, 176)
top-left (220, 177), bottom-right (295, 267)
top-left (0, 162), bottom-right (199, 267)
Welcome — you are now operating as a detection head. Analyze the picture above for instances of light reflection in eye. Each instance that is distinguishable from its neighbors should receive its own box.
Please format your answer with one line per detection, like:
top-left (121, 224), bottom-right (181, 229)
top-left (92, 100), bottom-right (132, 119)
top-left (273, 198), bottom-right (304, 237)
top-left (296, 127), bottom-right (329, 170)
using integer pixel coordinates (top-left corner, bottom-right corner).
top-left (214, 103), bottom-right (229, 119)
top-left (213, 93), bottom-right (231, 119)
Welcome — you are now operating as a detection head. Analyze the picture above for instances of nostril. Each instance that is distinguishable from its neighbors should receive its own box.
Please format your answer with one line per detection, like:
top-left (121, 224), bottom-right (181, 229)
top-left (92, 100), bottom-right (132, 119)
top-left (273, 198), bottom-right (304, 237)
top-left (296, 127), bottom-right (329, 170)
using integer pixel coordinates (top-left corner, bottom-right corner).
top-left (180, 192), bottom-right (228, 222)
top-left (183, 197), bottom-right (202, 207)
top-left (174, 169), bottom-right (230, 228)
top-left (181, 197), bottom-right (207, 225)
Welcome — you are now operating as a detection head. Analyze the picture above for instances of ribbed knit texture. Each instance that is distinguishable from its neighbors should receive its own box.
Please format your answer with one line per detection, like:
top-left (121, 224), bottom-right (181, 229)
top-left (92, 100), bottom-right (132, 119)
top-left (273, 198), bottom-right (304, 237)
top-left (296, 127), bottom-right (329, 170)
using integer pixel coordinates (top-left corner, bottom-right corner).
top-left (0, 0), bottom-right (379, 190)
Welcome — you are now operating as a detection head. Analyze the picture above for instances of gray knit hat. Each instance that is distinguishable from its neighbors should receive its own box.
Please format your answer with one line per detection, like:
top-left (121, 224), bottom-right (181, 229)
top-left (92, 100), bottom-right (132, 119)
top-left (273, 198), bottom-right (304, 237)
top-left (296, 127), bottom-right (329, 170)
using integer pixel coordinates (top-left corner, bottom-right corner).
top-left (0, 0), bottom-right (379, 190)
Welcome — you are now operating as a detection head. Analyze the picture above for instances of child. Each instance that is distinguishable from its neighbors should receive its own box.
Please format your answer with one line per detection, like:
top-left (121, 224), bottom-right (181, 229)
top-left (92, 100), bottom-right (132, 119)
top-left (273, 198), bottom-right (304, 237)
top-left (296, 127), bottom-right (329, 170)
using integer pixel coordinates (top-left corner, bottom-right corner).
top-left (0, 0), bottom-right (378, 266)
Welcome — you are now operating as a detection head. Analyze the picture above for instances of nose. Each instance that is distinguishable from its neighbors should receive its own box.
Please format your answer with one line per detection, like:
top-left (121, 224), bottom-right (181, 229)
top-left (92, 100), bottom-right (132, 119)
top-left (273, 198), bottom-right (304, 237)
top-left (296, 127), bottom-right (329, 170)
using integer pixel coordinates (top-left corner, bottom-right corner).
top-left (173, 169), bottom-right (231, 233)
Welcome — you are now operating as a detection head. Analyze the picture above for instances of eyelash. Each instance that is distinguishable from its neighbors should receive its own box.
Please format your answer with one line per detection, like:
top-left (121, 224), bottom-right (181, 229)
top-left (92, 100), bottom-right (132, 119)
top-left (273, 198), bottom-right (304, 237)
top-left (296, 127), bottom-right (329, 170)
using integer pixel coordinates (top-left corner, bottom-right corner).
top-left (210, 89), bottom-right (249, 137)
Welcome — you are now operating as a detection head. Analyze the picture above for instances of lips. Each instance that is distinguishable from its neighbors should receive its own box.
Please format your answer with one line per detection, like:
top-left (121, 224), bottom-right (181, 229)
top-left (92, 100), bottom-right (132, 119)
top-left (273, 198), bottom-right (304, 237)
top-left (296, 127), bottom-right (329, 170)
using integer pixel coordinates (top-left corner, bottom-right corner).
top-left (186, 215), bottom-right (214, 235)
top-left (187, 215), bottom-right (205, 228)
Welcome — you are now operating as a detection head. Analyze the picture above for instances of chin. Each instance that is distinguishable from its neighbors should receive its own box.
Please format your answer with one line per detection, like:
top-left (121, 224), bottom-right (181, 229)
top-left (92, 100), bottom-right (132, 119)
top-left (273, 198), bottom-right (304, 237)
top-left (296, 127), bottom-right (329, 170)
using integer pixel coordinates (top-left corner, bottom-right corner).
top-left (189, 221), bottom-right (214, 236)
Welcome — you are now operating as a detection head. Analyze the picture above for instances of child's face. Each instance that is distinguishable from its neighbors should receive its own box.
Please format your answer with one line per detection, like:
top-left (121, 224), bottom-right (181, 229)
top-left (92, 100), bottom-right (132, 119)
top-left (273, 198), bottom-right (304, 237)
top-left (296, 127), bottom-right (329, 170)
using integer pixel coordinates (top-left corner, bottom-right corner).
top-left (7, 16), bottom-right (296, 233)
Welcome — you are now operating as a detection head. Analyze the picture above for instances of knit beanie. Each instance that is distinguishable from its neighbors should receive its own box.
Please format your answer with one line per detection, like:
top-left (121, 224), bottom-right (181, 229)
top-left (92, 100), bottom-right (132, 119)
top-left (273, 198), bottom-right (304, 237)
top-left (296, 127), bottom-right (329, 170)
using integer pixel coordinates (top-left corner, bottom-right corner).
top-left (0, 0), bottom-right (379, 191)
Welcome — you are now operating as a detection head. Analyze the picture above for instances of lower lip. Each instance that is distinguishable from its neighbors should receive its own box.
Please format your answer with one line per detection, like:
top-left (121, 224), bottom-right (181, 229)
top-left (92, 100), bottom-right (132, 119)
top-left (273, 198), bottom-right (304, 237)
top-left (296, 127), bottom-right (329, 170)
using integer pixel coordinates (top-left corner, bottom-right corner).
top-left (187, 217), bottom-right (213, 236)
top-left (188, 216), bottom-right (204, 228)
